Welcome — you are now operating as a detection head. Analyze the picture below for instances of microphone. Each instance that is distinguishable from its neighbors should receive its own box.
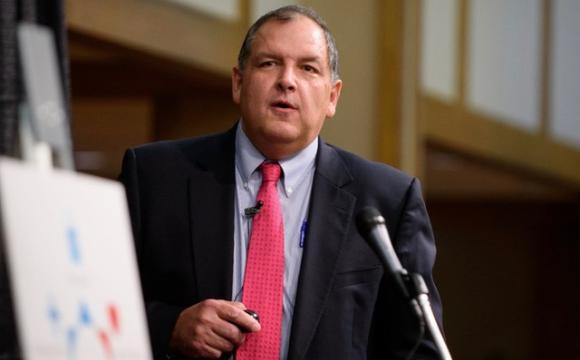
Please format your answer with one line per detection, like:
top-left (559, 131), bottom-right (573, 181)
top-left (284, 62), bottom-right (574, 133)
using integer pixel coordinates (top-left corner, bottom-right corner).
top-left (356, 207), bottom-right (403, 274)
top-left (355, 207), bottom-right (409, 298)
top-left (244, 200), bottom-right (264, 217)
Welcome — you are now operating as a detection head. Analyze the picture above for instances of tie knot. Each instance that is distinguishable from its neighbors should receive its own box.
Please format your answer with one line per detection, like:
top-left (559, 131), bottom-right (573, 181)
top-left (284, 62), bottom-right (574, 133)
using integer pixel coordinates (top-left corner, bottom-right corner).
top-left (260, 162), bottom-right (281, 182)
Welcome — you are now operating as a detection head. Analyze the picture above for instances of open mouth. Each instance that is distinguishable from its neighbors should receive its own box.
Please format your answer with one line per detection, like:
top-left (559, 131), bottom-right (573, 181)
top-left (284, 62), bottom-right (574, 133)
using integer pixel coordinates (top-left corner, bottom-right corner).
top-left (271, 100), bottom-right (296, 110)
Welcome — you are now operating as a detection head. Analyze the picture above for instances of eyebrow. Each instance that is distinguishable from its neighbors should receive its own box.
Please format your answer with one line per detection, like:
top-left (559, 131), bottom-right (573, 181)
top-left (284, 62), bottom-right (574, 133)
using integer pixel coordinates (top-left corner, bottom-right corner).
top-left (253, 52), bottom-right (324, 64)
top-left (299, 56), bottom-right (324, 64)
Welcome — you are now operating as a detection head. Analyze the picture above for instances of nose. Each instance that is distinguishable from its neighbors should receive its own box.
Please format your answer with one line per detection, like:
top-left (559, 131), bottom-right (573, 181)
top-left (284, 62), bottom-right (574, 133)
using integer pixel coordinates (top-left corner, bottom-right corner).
top-left (277, 65), bottom-right (297, 92)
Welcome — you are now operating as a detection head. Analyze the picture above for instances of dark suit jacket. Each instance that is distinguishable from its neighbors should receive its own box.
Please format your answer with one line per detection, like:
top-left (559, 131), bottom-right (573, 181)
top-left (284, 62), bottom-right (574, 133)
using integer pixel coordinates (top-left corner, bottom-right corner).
top-left (120, 125), bottom-right (442, 360)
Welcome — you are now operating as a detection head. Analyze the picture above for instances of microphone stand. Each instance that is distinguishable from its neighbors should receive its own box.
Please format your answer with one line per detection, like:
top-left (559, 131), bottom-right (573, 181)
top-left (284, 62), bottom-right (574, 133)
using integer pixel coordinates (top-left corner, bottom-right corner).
top-left (397, 271), bottom-right (452, 360)
top-left (356, 207), bottom-right (452, 360)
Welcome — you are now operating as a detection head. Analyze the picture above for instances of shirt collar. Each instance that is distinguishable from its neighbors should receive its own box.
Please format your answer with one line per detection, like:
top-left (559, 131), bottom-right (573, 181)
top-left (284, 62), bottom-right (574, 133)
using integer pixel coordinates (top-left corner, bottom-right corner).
top-left (235, 122), bottom-right (318, 197)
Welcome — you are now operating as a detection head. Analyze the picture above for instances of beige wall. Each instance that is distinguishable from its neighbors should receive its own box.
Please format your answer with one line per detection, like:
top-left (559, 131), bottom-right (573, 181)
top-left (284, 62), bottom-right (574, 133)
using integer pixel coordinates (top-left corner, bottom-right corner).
top-left (305, 0), bottom-right (379, 160)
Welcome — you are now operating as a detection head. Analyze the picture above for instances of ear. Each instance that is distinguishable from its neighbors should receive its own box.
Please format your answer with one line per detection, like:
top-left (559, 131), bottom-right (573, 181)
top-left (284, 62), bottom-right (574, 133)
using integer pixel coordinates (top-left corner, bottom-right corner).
top-left (325, 79), bottom-right (343, 118)
top-left (232, 67), bottom-right (243, 105)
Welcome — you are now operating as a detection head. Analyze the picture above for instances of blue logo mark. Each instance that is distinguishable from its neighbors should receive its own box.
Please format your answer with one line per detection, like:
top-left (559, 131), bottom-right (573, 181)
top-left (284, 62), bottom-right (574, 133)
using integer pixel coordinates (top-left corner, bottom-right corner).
top-left (66, 225), bottom-right (81, 265)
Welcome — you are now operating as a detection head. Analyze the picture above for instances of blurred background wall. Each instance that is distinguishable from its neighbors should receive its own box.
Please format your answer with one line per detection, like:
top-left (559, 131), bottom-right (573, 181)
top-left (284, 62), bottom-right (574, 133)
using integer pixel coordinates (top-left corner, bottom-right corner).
top-left (62, 0), bottom-right (580, 358)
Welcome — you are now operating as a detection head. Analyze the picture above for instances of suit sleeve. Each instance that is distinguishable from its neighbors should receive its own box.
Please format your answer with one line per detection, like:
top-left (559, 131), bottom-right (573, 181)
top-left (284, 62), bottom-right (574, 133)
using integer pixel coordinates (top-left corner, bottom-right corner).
top-left (396, 178), bottom-right (442, 327)
top-left (119, 149), bottom-right (186, 359)
top-left (370, 177), bottom-right (443, 360)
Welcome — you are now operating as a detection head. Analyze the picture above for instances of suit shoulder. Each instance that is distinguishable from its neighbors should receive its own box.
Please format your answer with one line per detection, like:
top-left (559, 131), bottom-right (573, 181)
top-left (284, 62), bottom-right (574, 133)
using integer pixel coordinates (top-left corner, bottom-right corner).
top-left (127, 127), bottom-right (235, 166)
top-left (122, 128), bottom-right (236, 179)
top-left (323, 145), bottom-right (426, 238)
top-left (132, 131), bottom-right (231, 158)
top-left (329, 144), bottom-right (414, 188)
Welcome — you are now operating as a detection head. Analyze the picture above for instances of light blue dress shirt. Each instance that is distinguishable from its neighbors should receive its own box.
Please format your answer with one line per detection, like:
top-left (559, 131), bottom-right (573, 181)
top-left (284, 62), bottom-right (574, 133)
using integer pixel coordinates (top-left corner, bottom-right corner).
top-left (232, 123), bottom-right (317, 360)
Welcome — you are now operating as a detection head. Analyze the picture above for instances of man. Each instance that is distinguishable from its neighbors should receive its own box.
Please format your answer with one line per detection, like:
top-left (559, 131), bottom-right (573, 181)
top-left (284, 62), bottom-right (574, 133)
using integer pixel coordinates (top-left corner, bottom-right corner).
top-left (120, 5), bottom-right (442, 360)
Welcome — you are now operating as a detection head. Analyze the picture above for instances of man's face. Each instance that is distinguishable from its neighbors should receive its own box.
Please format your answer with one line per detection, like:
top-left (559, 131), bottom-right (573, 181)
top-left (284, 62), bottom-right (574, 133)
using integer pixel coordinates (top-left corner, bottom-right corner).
top-left (232, 15), bottom-right (342, 160)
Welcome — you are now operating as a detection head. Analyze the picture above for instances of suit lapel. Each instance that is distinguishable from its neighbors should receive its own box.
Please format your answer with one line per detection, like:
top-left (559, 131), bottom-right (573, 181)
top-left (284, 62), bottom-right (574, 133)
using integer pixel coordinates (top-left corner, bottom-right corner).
top-left (287, 141), bottom-right (356, 360)
top-left (188, 129), bottom-right (236, 301)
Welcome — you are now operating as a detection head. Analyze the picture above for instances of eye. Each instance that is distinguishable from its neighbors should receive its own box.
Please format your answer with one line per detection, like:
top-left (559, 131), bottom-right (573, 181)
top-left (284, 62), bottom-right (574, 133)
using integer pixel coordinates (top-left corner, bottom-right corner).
top-left (259, 60), bottom-right (276, 68)
top-left (302, 64), bottom-right (319, 73)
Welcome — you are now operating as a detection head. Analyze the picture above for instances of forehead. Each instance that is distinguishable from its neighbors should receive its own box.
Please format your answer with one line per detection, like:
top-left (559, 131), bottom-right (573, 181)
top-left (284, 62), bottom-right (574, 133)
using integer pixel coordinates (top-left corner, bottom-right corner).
top-left (251, 15), bottom-right (328, 61)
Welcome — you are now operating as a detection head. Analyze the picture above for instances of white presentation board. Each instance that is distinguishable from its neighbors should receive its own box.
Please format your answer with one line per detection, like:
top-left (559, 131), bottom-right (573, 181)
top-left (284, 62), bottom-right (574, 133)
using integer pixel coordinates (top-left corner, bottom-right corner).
top-left (0, 158), bottom-right (151, 360)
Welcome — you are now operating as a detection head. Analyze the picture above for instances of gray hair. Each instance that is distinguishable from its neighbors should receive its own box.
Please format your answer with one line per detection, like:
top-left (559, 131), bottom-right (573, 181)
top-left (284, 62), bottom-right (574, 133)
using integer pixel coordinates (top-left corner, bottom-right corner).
top-left (237, 5), bottom-right (340, 82)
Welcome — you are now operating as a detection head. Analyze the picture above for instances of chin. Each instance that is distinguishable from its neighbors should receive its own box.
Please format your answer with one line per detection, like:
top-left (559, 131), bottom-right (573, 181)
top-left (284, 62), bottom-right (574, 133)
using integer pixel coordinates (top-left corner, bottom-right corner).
top-left (261, 122), bottom-right (300, 142)
top-left (262, 132), bottom-right (298, 146)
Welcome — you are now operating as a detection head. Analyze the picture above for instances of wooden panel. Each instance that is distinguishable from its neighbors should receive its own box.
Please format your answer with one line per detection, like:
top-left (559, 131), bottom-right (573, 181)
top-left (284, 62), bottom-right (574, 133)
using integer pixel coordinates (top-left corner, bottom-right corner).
top-left (540, 0), bottom-right (552, 137)
top-left (430, 200), bottom-right (580, 359)
top-left (71, 97), bottom-right (154, 178)
top-left (422, 95), bottom-right (580, 187)
top-left (377, 0), bottom-right (404, 166)
top-left (456, 0), bottom-right (468, 106)
top-left (400, 0), bottom-right (423, 177)
top-left (426, 144), bottom-right (577, 200)
top-left (66, 0), bottom-right (246, 75)
top-left (165, 0), bottom-right (239, 20)
top-left (154, 91), bottom-right (239, 141)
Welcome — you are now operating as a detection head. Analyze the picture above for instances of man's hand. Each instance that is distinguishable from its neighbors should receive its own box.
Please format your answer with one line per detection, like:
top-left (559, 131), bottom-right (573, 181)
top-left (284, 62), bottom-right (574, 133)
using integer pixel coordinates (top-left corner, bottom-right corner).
top-left (169, 299), bottom-right (261, 359)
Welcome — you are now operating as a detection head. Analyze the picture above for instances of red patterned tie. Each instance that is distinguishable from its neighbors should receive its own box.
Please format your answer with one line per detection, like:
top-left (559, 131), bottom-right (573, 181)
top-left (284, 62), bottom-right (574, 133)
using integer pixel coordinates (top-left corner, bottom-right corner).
top-left (237, 162), bottom-right (284, 360)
